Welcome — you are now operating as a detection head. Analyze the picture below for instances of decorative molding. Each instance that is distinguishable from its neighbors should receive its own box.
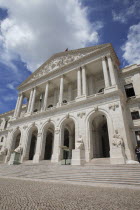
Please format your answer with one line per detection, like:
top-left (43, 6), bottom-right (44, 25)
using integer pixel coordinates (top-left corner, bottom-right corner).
top-left (47, 118), bottom-right (51, 123)
top-left (93, 106), bottom-right (98, 112)
top-left (37, 132), bottom-right (42, 137)
top-left (9, 129), bottom-right (13, 133)
top-left (112, 130), bottom-right (124, 147)
top-left (66, 113), bottom-right (70, 119)
top-left (23, 125), bottom-right (28, 130)
top-left (77, 112), bottom-right (86, 118)
top-left (55, 127), bottom-right (60, 134)
top-left (108, 103), bottom-right (119, 111)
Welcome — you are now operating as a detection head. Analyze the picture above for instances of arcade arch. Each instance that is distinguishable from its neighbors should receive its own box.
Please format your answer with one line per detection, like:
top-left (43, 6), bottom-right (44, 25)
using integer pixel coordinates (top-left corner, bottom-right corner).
top-left (89, 111), bottom-right (110, 159)
top-left (60, 118), bottom-right (75, 160)
top-left (41, 122), bottom-right (55, 160)
top-left (26, 126), bottom-right (38, 160)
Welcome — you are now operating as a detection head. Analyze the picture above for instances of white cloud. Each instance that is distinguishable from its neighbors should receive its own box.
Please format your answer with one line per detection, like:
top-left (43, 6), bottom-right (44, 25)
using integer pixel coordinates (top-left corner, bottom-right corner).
top-left (3, 95), bottom-right (17, 101)
top-left (112, 0), bottom-right (140, 23)
top-left (0, 0), bottom-right (103, 72)
top-left (122, 22), bottom-right (140, 65)
top-left (6, 83), bottom-right (15, 90)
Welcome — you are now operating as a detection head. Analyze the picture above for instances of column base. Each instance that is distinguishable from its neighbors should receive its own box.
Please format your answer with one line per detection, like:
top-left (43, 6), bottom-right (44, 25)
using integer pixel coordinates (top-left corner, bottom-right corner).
top-left (33, 154), bottom-right (40, 163)
top-left (76, 95), bottom-right (87, 102)
top-left (51, 154), bottom-right (59, 163)
top-left (104, 85), bottom-right (118, 93)
top-left (71, 149), bottom-right (85, 165)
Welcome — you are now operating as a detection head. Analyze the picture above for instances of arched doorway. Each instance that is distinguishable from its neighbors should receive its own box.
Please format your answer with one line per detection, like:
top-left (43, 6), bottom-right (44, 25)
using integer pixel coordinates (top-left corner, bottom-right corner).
top-left (60, 118), bottom-right (75, 160)
top-left (29, 130), bottom-right (37, 160)
top-left (41, 123), bottom-right (54, 161)
top-left (90, 113), bottom-right (110, 159)
top-left (44, 130), bottom-right (53, 160)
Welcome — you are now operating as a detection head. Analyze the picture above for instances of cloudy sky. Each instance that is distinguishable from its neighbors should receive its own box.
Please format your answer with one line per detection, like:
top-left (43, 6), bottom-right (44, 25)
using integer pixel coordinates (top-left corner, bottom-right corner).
top-left (0, 0), bottom-right (140, 114)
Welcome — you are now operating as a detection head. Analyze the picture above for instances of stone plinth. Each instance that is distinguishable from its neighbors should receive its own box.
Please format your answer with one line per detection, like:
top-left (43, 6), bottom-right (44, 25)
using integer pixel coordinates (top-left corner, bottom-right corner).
top-left (110, 146), bottom-right (126, 164)
top-left (71, 149), bottom-right (85, 165)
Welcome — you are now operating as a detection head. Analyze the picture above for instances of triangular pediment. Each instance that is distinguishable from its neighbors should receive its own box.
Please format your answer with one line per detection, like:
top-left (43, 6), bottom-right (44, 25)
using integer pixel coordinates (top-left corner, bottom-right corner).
top-left (19, 43), bottom-right (113, 88)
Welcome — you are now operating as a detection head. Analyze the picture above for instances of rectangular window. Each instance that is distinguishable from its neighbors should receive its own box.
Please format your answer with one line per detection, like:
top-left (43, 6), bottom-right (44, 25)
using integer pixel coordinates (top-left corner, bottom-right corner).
top-left (124, 83), bottom-right (135, 98)
top-left (135, 131), bottom-right (140, 142)
top-left (131, 111), bottom-right (140, 120)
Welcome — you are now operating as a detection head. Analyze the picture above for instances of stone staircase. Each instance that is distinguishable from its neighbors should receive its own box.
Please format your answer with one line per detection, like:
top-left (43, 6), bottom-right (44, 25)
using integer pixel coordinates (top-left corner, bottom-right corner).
top-left (0, 161), bottom-right (140, 187)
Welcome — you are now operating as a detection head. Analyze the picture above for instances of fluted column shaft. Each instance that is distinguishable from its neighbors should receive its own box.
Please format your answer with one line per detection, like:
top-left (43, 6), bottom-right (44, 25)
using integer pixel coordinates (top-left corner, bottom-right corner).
top-left (13, 95), bottom-right (20, 117)
top-left (102, 57), bottom-right (110, 88)
top-left (27, 89), bottom-right (34, 113)
top-left (30, 88), bottom-right (36, 113)
top-left (82, 66), bottom-right (87, 95)
top-left (107, 55), bottom-right (117, 86)
top-left (16, 93), bottom-right (23, 117)
top-left (59, 76), bottom-right (64, 104)
top-left (77, 68), bottom-right (82, 97)
top-left (43, 82), bottom-right (49, 111)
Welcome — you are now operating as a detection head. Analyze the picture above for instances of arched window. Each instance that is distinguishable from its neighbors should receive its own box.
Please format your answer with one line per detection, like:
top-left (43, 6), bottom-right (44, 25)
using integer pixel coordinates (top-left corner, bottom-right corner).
top-left (98, 88), bottom-right (104, 93)
top-left (48, 105), bottom-right (53, 108)
top-left (33, 109), bottom-right (38, 112)
top-left (63, 100), bottom-right (67, 104)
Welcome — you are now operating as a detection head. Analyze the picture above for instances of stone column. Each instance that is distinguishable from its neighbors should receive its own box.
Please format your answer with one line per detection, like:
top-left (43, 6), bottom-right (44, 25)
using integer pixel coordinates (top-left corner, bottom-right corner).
top-left (77, 68), bottom-right (82, 97)
top-left (33, 132), bottom-right (43, 163)
top-left (27, 89), bottom-right (34, 113)
top-left (43, 82), bottom-right (49, 111)
top-left (30, 87), bottom-right (36, 113)
top-left (107, 54), bottom-right (117, 86)
top-left (13, 95), bottom-right (20, 117)
top-left (82, 66), bottom-right (87, 96)
top-left (102, 57), bottom-right (110, 88)
top-left (16, 93), bottom-right (23, 117)
top-left (59, 76), bottom-right (64, 105)
top-left (68, 83), bottom-right (72, 102)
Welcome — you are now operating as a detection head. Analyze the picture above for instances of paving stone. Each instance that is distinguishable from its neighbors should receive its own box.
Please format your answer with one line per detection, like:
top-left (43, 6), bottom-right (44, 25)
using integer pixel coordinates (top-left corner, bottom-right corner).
top-left (0, 178), bottom-right (140, 210)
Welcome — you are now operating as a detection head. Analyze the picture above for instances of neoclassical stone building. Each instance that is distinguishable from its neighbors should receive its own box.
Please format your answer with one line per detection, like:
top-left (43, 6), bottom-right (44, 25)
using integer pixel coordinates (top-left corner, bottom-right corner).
top-left (0, 43), bottom-right (140, 165)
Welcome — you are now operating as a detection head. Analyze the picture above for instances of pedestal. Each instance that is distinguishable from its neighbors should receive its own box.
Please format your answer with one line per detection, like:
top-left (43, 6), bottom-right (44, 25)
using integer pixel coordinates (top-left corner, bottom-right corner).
top-left (8, 152), bottom-right (21, 165)
top-left (71, 149), bottom-right (85, 165)
top-left (110, 146), bottom-right (126, 164)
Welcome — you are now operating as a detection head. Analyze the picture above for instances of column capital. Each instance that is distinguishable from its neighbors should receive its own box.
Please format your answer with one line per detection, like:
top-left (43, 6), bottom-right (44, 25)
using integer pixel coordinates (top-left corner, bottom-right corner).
top-left (106, 53), bottom-right (112, 59)
top-left (101, 56), bottom-right (106, 61)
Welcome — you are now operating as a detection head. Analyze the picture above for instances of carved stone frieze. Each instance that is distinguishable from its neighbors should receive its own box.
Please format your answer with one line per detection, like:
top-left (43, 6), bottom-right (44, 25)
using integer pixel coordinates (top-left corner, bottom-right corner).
top-left (28, 53), bottom-right (91, 84)
top-left (55, 127), bottom-right (60, 134)
top-left (77, 112), bottom-right (85, 118)
top-left (93, 106), bottom-right (98, 112)
top-left (108, 103), bottom-right (119, 111)
top-left (23, 125), bottom-right (28, 130)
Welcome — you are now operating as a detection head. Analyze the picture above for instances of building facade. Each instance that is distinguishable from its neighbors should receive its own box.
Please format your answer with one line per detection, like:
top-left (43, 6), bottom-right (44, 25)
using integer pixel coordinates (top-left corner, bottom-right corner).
top-left (0, 43), bottom-right (140, 165)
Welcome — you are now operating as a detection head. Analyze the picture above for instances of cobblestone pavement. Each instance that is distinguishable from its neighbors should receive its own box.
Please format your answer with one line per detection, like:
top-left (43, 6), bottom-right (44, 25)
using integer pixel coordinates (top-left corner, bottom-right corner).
top-left (0, 178), bottom-right (140, 210)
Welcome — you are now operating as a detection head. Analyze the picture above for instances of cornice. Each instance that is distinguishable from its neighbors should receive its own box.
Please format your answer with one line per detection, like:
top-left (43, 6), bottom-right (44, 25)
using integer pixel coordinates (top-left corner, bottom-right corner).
top-left (120, 64), bottom-right (140, 76)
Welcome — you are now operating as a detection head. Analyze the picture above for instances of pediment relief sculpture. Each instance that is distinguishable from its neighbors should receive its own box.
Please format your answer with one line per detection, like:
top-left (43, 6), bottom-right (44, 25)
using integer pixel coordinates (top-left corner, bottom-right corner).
top-left (29, 52), bottom-right (91, 83)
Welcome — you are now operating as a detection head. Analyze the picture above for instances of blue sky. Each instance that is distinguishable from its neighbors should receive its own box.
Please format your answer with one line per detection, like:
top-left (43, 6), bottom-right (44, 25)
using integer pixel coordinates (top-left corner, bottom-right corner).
top-left (0, 0), bottom-right (140, 114)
